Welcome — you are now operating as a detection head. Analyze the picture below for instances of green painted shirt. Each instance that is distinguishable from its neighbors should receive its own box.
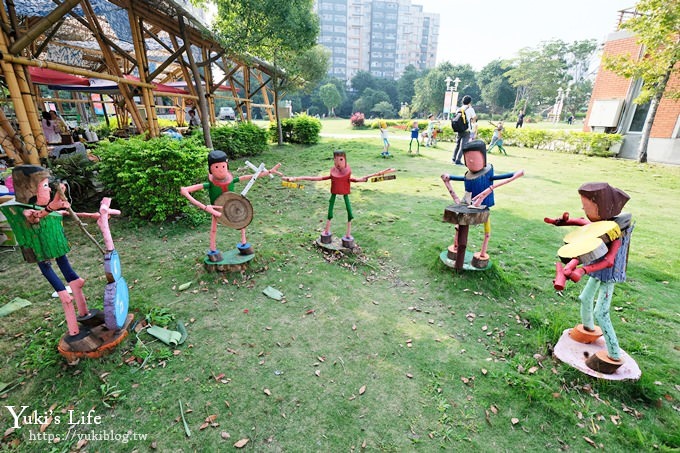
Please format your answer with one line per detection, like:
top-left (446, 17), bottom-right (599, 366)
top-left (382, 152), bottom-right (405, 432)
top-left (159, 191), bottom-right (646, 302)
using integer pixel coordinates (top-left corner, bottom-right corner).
top-left (0, 201), bottom-right (70, 262)
top-left (203, 179), bottom-right (239, 204)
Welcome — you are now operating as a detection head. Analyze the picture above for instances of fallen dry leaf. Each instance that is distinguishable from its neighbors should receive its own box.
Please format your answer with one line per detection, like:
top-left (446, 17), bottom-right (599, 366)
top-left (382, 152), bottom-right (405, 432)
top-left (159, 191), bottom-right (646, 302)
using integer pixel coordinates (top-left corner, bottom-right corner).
top-left (150, 440), bottom-right (157, 449)
top-left (490, 405), bottom-right (498, 415)
top-left (205, 415), bottom-right (217, 423)
top-left (583, 436), bottom-right (597, 448)
top-left (264, 388), bottom-right (272, 396)
top-left (40, 416), bottom-right (53, 432)
top-left (221, 431), bottom-right (230, 439)
top-left (511, 418), bottom-right (519, 425)
top-left (359, 385), bottom-right (366, 395)
top-left (315, 370), bottom-right (321, 377)
top-left (199, 422), bottom-right (209, 430)
top-left (76, 438), bottom-right (88, 450)
top-left (481, 368), bottom-right (488, 375)
top-left (406, 373), bottom-right (413, 379)
top-left (528, 366), bottom-right (539, 374)
top-left (234, 438), bottom-right (249, 448)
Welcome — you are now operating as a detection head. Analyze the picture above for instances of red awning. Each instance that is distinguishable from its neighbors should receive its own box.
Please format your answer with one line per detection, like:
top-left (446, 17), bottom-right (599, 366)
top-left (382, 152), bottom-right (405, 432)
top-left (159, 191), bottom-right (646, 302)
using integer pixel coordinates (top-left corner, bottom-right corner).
top-left (28, 67), bottom-right (90, 86)
top-left (124, 75), bottom-right (189, 94)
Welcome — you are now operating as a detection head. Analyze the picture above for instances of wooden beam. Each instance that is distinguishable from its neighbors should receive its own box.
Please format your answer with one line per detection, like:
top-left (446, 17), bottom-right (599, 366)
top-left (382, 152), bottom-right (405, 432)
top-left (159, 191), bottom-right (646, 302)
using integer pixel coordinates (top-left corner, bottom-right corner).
top-left (0, 54), bottom-right (154, 89)
top-left (148, 46), bottom-right (186, 81)
top-left (9, 0), bottom-right (81, 55)
top-left (33, 18), bottom-right (65, 58)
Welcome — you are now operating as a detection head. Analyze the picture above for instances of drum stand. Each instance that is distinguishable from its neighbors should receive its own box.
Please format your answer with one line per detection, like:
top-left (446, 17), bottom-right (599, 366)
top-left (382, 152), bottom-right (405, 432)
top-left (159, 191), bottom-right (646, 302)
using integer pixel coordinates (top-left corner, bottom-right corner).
top-left (440, 204), bottom-right (491, 271)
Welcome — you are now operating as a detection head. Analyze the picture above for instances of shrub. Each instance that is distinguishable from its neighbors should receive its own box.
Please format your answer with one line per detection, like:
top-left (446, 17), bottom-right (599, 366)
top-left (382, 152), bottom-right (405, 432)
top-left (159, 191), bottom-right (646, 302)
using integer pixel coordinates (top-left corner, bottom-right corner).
top-left (95, 136), bottom-right (210, 222)
top-left (350, 112), bottom-right (365, 128)
top-left (209, 122), bottom-right (269, 159)
top-left (47, 154), bottom-right (101, 211)
top-left (272, 114), bottom-right (321, 145)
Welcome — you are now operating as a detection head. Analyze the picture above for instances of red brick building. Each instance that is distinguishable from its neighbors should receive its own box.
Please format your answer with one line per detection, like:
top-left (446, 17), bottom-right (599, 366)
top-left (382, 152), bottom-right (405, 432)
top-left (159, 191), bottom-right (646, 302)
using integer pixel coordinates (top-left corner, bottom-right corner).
top-left (584, 9), bottom-right (680, 164)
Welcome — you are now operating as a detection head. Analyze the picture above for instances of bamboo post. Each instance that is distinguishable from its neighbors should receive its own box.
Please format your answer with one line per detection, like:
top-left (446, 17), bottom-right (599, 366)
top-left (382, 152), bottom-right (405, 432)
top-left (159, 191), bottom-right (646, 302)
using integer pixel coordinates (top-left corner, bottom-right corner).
top-left (0, 109), bottom-right (22, 164)
top-left (203, 47), bottom-right (215, 125)
top-left (80, 0), bottom-right (145, 134)
top-left (128, 7), bottom-right (159, 137)
top-left (179, 15), bottom-right (212, 148)
top-left (244, 66), bottom-right (252, 121)
top-left (15, 65), bottom-right (49, 159)
top-left (0, 31), bottom-right (40, 164)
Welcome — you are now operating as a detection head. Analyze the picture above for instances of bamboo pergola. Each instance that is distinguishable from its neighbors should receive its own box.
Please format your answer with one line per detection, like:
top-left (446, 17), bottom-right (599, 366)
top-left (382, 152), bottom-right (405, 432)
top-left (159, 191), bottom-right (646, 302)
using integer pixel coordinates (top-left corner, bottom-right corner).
top-left (0, 0), bottom-right (282, 165)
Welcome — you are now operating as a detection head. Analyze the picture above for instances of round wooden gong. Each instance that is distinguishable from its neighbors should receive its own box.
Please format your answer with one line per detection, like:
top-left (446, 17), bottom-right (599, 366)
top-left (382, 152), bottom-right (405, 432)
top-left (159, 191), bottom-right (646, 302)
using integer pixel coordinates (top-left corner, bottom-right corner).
top-left (214, 192), bottom-right (254, 229)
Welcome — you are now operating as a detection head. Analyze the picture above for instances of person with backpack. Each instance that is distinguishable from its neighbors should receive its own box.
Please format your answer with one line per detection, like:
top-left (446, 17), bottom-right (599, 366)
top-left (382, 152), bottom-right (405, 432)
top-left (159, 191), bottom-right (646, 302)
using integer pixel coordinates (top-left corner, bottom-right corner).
top-left (451, 95), bottom-right (476, 165)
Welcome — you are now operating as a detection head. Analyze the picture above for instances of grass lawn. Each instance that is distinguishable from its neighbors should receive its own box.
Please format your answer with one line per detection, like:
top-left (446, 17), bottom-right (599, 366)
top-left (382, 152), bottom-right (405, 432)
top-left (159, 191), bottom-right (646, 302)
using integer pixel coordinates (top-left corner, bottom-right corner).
top-left (0, 129), bottom-right (678, 451)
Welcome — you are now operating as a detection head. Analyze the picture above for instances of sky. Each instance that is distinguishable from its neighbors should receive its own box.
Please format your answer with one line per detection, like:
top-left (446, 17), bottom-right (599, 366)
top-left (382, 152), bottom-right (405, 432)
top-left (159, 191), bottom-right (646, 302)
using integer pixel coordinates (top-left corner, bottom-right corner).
top-left (413, 0), bottom-right (635, 69)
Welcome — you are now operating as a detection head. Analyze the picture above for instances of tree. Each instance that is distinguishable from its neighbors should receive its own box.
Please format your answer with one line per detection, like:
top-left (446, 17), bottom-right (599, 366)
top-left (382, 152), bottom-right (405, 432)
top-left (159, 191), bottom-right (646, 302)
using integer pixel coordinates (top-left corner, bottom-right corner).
top-left (504, 39), bottom-right (598, 118)
top-left (319, 83), bottom-right (342, 116)
top-left (478, 60), bottom-right (515, 116)
top-left (353, 88), bottom-right (390, 115)
top-left (397, 65), bottom-right (421, 106)
top-left (411, 63), bottom-right (478, 117)
top-left (211, 0), bottom-right (321, 144)
top-left (603, 0), bottom-right (680, 163)
top-left (371, 101), bottom-right (395, 118)
top-left (350, 71), bottom-right (376, 95)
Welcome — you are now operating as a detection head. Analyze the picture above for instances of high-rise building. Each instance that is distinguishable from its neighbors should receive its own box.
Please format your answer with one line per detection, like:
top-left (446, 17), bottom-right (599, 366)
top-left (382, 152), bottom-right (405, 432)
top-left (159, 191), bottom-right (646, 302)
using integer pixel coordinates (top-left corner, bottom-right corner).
top-left (315, 0), bottom-right (439, 81)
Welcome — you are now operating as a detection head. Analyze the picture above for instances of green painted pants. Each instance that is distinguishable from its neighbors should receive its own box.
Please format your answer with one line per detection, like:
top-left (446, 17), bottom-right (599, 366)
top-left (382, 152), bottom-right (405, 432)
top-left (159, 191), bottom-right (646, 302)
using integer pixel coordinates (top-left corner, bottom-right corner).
top-left (579, 277), bottom-right (621, 360)
top-left (328, 194), bottom-right (353, 222)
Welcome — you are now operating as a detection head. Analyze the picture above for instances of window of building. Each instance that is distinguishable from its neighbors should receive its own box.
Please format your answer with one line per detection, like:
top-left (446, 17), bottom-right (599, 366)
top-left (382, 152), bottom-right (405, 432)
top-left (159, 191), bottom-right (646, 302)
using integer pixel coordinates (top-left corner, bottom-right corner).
top-left (628, 101), bottom-right (651, 133)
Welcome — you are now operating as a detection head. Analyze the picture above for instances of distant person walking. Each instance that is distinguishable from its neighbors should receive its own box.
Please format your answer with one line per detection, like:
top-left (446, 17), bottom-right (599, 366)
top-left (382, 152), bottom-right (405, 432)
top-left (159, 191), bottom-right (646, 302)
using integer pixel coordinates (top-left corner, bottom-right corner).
top-left (515, 111), bottom-right (525, 128)
top-left (452, 95), bottom-right (476, 165)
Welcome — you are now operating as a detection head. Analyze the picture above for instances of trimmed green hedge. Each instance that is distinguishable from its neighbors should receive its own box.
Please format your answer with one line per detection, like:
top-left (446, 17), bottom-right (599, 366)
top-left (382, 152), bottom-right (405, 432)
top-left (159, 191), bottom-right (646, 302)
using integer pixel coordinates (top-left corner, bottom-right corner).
top-left (271, 114), bottom-right (321, 145)
top-left (423, 124), bottom-right (623, 157)
top-left (210, 122), bottom-right (269, 159)
top-left (95, 136), bottom-right (210, 222)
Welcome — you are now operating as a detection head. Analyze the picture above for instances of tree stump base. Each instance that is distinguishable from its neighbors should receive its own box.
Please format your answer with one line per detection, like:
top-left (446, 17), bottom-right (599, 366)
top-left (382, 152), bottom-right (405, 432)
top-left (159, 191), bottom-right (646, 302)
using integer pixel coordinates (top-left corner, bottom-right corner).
top-left (204, 249), bottom-right (255, 273)
top-left (341, 236), bottom-right (355, 249)
top-left (315, 235), bottom-right (360, 255)
top-left (471, 252), bottom-right (489, 269)
top-left (585, 350), bottom-right (623, 374)
top-left (58, 313), bottom-right (134, 365)
top-left (439, 250), bottom-right (492, 271)
top-left (553, 328), bottom-right (640, 380)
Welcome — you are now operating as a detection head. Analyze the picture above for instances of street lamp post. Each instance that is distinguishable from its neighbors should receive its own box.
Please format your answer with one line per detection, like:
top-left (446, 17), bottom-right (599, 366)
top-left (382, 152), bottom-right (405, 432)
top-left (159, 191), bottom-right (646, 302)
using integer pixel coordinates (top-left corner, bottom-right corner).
top-left (443, 76), bottom-right (461, 120)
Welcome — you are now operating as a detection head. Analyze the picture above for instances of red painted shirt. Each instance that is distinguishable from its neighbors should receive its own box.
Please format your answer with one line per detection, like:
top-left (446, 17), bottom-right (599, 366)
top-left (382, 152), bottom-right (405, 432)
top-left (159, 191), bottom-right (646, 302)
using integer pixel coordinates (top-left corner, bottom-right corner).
top-left (330, 165), bottom-right (352, 195)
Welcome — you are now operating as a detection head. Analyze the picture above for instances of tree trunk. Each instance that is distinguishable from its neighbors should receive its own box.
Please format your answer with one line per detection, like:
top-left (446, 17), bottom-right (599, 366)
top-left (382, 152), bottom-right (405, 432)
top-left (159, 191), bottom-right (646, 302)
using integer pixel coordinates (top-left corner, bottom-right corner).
top-left (637, 63), bottom-right (674, 164)
top-left (274, 73), bottom-right (283, 146)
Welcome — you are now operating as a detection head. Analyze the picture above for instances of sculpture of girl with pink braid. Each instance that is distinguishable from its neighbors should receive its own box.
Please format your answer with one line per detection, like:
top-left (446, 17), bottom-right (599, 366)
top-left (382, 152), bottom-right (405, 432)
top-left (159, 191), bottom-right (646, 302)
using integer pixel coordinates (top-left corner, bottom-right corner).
top-left (0, 166), bottom-right (104, 351)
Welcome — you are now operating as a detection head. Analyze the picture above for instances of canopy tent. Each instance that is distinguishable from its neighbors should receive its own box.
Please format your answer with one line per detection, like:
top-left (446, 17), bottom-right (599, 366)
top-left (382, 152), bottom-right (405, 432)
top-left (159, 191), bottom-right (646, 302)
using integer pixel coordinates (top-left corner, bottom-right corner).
top-left (28, 67), bottom-right (90, 86)
top-left (46, 75), bottom-right (189, 95)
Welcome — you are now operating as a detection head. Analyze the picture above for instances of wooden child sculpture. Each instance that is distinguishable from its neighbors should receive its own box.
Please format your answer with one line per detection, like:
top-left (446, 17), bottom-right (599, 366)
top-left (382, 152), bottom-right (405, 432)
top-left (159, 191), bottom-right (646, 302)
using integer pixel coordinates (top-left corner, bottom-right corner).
top-left (0, 165), bottom-right (104, 351)
top-left (545, 182), bottom-right (634, 375)
top-left (283, 150), bottom-right (394, 249)
top-left (180, 150), bottom-right (281, 261)
top-left (440, 140), bottom-right (523, 269)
